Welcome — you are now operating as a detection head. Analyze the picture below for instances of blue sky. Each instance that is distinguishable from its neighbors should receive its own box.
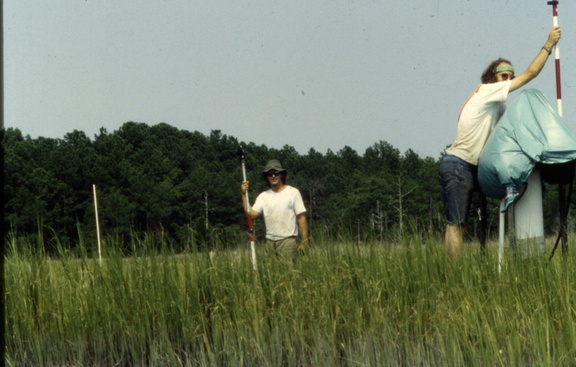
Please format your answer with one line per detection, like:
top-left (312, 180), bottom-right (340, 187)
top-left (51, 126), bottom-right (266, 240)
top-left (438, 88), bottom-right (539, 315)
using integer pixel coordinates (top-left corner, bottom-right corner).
top-left (5, 0), bottom-right (575, 158)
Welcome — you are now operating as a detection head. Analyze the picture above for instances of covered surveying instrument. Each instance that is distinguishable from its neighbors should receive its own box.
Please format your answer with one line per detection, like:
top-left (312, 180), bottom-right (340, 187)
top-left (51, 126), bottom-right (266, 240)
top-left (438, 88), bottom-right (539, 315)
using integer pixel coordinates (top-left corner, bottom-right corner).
top-left (478, 89), bottom-right (576, 264)
top-left (478, 1), bottom-right (572, 266)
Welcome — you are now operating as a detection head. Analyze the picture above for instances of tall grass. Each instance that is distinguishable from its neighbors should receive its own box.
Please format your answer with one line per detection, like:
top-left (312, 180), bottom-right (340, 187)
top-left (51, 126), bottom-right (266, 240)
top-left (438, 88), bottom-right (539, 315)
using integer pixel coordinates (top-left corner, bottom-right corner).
top-left (5, 234), bottom-right (576, 366)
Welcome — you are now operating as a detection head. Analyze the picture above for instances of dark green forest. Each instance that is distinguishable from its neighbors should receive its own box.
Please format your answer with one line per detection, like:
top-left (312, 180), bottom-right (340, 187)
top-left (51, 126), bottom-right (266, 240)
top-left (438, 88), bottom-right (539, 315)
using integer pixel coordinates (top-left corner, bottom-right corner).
top-left (3, 122), bottom-right (568, 252)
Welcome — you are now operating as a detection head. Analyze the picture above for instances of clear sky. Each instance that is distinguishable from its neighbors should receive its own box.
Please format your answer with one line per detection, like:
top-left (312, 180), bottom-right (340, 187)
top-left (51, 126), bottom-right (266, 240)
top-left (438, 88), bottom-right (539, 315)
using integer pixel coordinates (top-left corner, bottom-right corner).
top-left (5, 0), bottom-right (575, 158)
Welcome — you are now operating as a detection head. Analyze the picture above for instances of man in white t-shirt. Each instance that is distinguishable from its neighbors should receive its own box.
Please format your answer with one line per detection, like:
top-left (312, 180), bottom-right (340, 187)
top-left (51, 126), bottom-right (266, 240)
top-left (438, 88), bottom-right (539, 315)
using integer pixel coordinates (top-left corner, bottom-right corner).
top-left (440, 26), bottom-right (561, 258)
top-left (241, 159), bottom-right (309, 262)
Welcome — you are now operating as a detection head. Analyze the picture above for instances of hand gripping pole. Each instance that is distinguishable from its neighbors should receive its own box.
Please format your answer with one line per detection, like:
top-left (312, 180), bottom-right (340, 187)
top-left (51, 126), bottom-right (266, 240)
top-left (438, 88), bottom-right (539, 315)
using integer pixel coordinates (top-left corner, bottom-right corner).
top-left (237, 147), bottom-right (258, 271)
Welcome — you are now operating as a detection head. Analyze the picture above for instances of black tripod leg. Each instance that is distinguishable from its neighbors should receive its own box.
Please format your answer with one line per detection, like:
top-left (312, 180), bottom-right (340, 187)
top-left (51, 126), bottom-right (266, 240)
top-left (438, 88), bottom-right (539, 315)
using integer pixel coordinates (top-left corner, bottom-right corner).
top-left (559, 184), bottom-right (569, 256)
top-left (478, 193), bottom-right (487, 254)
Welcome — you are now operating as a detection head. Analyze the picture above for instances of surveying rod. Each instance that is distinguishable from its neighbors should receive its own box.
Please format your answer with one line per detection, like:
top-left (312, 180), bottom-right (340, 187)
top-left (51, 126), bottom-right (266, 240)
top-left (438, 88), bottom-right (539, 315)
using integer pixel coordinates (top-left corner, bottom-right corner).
top-left (510, 4), bottom-right (564, 257)
top-left (547, 0), bottom-right (570, 258)
top-left (548, 0), bottom-right (562, 117)
top-left (238, 147), bottom-right (257, 271)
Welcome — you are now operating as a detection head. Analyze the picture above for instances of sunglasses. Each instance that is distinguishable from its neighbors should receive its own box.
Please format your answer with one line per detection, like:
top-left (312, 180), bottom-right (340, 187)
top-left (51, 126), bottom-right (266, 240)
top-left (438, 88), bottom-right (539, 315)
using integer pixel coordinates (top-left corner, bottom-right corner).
top-left (266, 171), bottom-right (282, 177)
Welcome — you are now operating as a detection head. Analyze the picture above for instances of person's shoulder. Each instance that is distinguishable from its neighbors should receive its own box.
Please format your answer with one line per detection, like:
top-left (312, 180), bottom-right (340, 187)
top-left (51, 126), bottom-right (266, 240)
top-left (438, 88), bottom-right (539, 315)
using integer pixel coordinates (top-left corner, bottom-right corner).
top-left (479, 81), bottom-right (510, 92)
top-left (285, 185), bottom-right (304, 196)
top-left (475, 81), bottom-right (510, 102)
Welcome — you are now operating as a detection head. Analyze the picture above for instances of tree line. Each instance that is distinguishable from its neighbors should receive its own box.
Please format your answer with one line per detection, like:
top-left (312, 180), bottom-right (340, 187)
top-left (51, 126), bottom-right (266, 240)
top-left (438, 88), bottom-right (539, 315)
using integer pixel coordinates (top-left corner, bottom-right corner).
top-left (3, 121), bottom-right (566, 252)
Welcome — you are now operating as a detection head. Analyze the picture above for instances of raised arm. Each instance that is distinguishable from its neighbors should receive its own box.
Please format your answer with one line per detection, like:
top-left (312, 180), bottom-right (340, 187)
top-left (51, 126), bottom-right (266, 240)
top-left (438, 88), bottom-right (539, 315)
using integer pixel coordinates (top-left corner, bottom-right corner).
top-left (509, 26), bottom-right (561, 92)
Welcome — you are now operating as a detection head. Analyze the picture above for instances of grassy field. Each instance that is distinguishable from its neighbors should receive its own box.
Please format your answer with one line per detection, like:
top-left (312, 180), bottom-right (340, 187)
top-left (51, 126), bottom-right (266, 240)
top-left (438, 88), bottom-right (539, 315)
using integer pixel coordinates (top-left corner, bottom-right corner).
top-left (5, 235), bottom-right (576, 366)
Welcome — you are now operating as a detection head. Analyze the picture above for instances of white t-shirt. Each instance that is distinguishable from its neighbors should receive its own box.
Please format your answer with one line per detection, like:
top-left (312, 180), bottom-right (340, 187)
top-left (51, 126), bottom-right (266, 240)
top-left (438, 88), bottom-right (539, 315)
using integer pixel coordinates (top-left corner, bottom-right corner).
top-left (445, 80), bottom-right (511, 165)
top-left (252, 185), bottom-right (306, 241)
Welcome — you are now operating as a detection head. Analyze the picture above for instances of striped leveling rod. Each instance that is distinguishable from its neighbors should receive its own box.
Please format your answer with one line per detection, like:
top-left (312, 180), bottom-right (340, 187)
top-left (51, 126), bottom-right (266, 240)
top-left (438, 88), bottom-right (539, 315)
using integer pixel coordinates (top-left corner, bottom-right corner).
top-left (548, 1), bottom-right (562, 116)
top-left (547, 0), bottom-right (570, 258)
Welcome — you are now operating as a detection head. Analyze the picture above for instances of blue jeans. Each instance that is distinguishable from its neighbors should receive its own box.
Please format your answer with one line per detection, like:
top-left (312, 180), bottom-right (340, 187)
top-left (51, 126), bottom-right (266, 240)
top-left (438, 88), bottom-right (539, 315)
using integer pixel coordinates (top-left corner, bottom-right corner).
top-left (439, 154), bottom-right (478, 224)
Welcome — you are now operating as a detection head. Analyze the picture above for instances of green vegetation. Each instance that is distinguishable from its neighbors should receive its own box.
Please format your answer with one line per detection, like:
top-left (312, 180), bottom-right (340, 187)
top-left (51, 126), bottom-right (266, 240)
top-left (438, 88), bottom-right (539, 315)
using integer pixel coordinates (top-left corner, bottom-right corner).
top-left (5, 123), bottom-right (575, 365)
top-left (6, 122), bottom-right (570, 254)
top-left (6, 235), bottom-right (575, 366)
top-left (3, 123), bottom-right (470, 251)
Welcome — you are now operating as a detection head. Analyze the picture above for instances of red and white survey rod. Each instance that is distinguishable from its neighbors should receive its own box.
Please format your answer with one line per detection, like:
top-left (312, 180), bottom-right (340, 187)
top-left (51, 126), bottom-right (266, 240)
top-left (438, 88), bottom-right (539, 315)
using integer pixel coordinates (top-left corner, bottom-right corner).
top-left (548, 0), bottom-right (562, 116)
top-left (238, 147), bottom-right (257, 271)
top-left (548, 1), bottom-right (570, 259)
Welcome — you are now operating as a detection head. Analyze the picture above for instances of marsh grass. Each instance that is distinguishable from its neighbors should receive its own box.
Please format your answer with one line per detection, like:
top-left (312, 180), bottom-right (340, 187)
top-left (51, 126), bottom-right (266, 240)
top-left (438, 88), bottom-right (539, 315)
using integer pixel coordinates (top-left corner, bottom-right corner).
top-left (5, 235), bottom-right (576, 366)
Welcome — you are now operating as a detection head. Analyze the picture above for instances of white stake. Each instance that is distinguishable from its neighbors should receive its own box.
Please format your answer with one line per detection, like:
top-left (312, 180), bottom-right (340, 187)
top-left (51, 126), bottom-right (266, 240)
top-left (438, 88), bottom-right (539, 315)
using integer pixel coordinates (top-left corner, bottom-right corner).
top-left (498, 199), bottom-right (505, 274)
top-left (93, 184), bottom-right (102, 265)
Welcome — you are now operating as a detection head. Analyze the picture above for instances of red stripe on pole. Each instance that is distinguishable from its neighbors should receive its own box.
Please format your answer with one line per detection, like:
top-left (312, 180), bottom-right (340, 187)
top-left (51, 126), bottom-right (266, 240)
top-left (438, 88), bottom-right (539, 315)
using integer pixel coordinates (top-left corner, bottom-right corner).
top-left (547, 1), bottom-right (559, 16)
top-left (246, 214), bottom-right (255, 242)
top-left (555, 59), bottom-right (562, 100)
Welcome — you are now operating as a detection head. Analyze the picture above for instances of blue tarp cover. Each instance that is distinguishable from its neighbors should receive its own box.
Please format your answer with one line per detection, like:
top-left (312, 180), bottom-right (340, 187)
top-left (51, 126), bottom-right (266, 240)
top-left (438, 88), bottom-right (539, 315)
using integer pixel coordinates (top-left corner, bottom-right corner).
top-left (478, 89), bottom-right (576, 202)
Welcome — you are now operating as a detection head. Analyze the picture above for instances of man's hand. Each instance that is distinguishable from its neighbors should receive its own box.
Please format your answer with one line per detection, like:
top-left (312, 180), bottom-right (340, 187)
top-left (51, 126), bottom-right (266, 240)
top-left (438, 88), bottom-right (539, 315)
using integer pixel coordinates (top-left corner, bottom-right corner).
top-left (298, 238), bottom-right (310, 251)
top-left (547, 26), bottom-right (561, 49)
top-left (241, 181), bottom-right (250, 194)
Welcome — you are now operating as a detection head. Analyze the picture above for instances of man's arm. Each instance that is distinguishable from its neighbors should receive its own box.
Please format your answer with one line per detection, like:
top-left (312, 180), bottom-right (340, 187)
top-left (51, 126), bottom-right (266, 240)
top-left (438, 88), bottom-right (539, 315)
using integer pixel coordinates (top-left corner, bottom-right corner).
top-left (510, 26), bottom-right (561, 92)
top-left (296, 213), bottom-right (309, 249)
top-left (240, 181), bottom-right (260, 218)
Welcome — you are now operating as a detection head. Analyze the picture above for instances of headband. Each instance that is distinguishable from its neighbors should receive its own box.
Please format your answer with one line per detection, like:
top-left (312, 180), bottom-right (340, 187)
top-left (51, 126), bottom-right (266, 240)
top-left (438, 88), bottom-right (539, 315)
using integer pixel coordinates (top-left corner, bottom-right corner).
top-left (494, 64), bottom-right (515, 73)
